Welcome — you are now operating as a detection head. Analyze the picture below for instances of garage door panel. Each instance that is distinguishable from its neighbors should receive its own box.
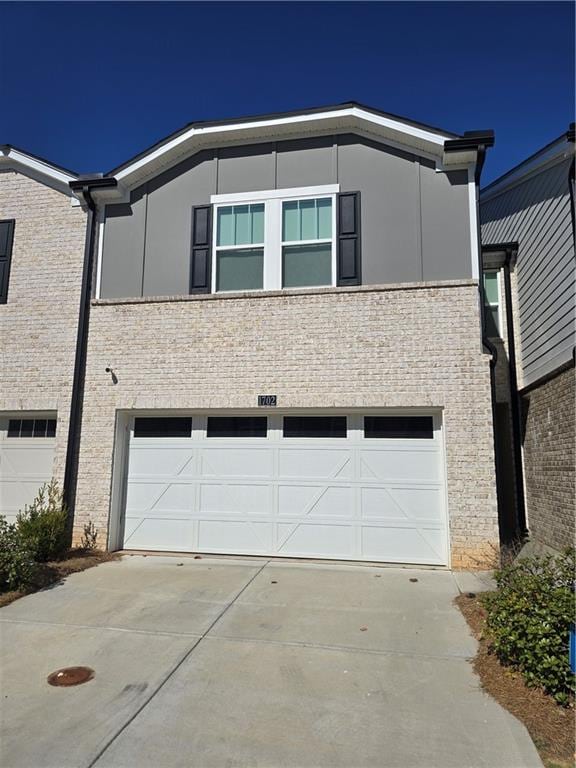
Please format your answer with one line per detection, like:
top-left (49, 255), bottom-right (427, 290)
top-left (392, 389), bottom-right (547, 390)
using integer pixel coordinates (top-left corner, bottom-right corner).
top-left (197, 520), bottom-right (272, 552)
top-left (125, 483), bottom-right (184, 513)
top-left (201, 448), bottom-right (273, 478)
top-left (1, 445), bottom-right (55, 476)
top-left (121, 412), bottom-right (448, 565)
top-left (0, 436), bottom-right (56, 525)
top-left (199, 483), bottom-right (271, 515)
top-left (360, 449), bottom-right (439, 482)
top-left (278, 449), bottom-right (353, 480)
top-left (361, 526), bottom-right (446, 565)
top-left (360, 486), bottom-right (444, 522)
top-left (124, 517), bottom-right (194, 551)
top-left (278, 485), bottom-right (354, 518)
top-left (277, 522), bottom-right (354, 557)
top-left (128, 447), bottom-right (195, 478)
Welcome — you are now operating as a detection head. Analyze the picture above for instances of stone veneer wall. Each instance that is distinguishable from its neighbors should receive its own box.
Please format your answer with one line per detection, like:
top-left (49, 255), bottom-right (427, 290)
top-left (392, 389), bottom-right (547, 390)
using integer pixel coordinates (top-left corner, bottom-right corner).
top-left (73, 280), bottom-right (499, 568)
top-left (522, 364), bottom-right (575, 551)
top-left (0, 172), bottom-right (86, 481)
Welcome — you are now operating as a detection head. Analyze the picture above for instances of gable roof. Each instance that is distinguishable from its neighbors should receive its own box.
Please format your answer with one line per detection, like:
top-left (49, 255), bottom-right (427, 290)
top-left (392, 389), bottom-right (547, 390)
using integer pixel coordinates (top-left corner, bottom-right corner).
top-left (108, 101), bottom-right (461, 175)
top-left (0, 144), bottom-right (79, 197)
top-left (480, 124), bottom-right (575, 202)
top-left (98, 102), bottom-right (490, 197)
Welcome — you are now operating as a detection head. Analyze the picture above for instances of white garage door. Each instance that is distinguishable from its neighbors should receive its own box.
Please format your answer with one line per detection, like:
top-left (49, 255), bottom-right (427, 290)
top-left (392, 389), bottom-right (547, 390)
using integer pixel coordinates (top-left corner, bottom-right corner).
top-left (0, 416), bottom-right (57, 524)
top-left (121, 412), bottom-right (449, 565)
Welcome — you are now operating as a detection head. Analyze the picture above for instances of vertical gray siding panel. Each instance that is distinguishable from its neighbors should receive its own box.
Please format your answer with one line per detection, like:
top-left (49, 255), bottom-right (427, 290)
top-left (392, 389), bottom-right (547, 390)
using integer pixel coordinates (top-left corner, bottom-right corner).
top-left (216, 143), bottom-right (275, 194)
top-left (276, 137), bottom-right (335, 188)
top-left (143, 151), bottom-right (216, 296)
top-left (481, 157), bottom-right (575, 387)
top-left (420, 166), bottom-right (471, 280)
top-left (337, 135), bottom-right (422, 284)
top-left (101, 188), bottom-right (147, 299)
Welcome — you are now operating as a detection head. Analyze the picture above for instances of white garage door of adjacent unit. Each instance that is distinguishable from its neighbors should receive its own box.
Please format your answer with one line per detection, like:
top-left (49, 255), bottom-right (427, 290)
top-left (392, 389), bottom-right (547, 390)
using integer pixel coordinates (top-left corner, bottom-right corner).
top-left (0, 417), bottom-right (57, 524)
top-left (122, 412), bottom-right (449, 565)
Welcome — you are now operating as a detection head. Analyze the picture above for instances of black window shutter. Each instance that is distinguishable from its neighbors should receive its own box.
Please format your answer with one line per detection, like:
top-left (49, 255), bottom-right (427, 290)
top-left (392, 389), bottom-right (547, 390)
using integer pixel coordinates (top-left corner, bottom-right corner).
top-left (0, 219), bottom-right (15, 303)
top-left (336, 192), bottom-right (361, 286)
top-left (190, 205), bottom-right (212, 293)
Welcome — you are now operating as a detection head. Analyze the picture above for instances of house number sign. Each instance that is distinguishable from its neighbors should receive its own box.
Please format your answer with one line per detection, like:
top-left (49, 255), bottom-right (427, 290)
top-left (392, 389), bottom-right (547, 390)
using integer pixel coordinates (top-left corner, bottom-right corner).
top-left (258, 395), bottom-right (277, 407)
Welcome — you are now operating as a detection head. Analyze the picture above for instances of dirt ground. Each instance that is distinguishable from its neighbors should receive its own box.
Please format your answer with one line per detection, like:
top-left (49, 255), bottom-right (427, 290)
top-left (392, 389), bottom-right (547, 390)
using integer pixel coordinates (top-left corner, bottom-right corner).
top-left (0, 550), bottom-right (119, 608)
top-left (456, 593), bottom-right (575, 768)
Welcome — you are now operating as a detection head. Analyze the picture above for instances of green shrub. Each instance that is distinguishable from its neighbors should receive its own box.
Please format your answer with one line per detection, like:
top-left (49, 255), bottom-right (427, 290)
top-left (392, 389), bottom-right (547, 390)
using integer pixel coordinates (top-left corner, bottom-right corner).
top-left (16, 480), bottom-right (69, 562)
top-left (0, 517), bottom-right (37, 592)
top-left (482, 549), bottom-right (576, 705)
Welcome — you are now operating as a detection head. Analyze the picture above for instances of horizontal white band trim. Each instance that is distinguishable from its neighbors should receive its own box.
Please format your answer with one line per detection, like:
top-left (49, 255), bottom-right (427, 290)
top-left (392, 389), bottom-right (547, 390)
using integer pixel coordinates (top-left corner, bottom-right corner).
top-left (211, 184), bottom-right (340, 204)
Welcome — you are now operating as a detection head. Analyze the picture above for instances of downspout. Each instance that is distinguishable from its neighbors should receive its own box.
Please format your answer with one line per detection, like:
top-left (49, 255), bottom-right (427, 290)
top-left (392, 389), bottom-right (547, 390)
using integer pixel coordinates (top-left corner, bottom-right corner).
top-left (502, 247), bottom-right (527, 536)
top-left (63, 177), bottom-right (117, 533)
top-left (473, 143), bottom-right (507, 541)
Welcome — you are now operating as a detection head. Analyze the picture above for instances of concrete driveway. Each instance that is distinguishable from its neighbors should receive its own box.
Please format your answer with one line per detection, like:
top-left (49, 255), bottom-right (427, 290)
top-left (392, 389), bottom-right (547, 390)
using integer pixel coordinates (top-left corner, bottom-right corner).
top-left (0, 556), bottom-right (542, 768)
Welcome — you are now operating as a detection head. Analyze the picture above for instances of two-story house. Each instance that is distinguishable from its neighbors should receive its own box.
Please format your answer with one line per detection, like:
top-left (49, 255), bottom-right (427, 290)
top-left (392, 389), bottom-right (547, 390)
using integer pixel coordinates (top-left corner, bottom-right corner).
top-left (481, 126), bottom-right (575, 552)
top-left (0, 147), bottom-right (86, 523)
top-left (46, 103), bottom-right (498, 568)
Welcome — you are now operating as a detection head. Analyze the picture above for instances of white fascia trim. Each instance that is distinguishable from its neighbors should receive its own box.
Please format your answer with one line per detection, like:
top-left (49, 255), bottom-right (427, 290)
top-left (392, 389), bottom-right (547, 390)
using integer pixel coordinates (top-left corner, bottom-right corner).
top-left (115, 107), bottom-right (450, 184)
top-left (95, 207), bottom-right (105, 300)
top-left (211, 184), bottom-right (340, 205)
top-left (468, 165), bottom-right (480, 281)
top-left (0, 148), bottom-right (77, 196)
top-left (481, 138), bottom-right (573, 202)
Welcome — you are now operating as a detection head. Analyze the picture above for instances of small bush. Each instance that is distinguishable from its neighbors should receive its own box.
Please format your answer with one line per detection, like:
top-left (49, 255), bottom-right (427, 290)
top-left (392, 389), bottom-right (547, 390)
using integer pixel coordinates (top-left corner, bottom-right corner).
top-left (0, 517), bottom-right (37, 592)
top-left (16, 480), bottom-right (69, 562)
top-left (482, 549), bottom-right (576, 705)
top-left (80, 520), bottom-right (98, 552)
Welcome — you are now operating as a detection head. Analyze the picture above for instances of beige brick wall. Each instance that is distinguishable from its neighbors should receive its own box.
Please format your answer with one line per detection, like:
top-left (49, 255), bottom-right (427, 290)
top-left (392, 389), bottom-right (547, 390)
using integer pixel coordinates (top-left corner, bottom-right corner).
top-left (74, 280), bottom-right (499, 567)
top-left (0, 171), bottom-right (86, 480)
top-left (522, 365), bottom-right (575, 551)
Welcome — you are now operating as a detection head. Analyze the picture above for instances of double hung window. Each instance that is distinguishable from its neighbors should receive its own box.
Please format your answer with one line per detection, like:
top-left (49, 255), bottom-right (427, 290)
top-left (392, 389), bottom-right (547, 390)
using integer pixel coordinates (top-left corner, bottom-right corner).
top-left (212, 187), bottom-right (337, 293)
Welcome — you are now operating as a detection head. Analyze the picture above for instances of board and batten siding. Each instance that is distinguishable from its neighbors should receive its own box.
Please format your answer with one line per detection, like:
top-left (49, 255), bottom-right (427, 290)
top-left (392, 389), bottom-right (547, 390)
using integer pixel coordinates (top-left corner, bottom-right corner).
top-left (99, 135), bottom-right (472, 299)
top-left (481, 156), bottom-right (575, 389)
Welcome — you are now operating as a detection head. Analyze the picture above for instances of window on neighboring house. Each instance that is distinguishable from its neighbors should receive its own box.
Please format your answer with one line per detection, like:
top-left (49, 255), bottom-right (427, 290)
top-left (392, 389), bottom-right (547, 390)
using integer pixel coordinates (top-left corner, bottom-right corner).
top-left (212, 189), bottom-right (336, 293)
top-left (0, 220), bottom-right (15, 303)
top-left (483, 271), bottom-right (501, 337)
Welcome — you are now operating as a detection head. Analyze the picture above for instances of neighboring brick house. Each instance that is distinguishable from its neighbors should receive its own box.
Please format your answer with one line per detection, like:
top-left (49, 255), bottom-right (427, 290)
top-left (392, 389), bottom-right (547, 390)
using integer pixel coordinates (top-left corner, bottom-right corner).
top-left (481, 126), bottom-right (576, 551)
top-left (1, 104), bottom-right (503, 568)
top-left (0, 147), bottom-right (85, 522)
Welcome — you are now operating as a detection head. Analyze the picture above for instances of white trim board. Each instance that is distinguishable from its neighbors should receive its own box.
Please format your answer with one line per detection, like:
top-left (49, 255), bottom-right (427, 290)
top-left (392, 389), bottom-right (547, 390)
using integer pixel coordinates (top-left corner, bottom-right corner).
top-left (468, 165), bottom-right (480, 281)
top-left (211, 184), bottom-right (339, 204)
top-left (0, 147), bottom-right (78, 199)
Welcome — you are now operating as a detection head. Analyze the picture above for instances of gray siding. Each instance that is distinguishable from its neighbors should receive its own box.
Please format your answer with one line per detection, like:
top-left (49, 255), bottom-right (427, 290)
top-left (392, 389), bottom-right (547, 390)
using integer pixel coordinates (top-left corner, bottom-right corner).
top-left (481, 158), bottom-right (575, 388)
top-left (101, 135), bottom-right (472, 299)
top-left (420, 167), bottom-right (471, 281)
top-left (101, 188), bottom-right (146, 298)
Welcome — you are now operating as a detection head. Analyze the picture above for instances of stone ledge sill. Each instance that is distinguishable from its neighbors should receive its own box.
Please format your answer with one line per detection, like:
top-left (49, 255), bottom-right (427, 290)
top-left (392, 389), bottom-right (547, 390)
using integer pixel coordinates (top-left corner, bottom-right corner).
top-left (92, 279), bottom-right (478, 307)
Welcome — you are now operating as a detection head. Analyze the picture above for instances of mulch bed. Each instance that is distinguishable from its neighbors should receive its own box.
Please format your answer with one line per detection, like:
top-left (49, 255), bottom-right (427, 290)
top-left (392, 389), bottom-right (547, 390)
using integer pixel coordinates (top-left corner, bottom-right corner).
top-left (0, 550), bottom-right (119, 609)
top-left (456, 592), bottom-right (575, 768)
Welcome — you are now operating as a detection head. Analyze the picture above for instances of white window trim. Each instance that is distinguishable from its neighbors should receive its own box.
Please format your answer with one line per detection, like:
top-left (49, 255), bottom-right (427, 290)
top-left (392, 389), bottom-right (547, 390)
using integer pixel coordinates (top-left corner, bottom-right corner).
top-left (483, 269), bottom-right (502, 336)
top-left (210, 184), bottom-right (339, 205)
top-left (211, 186), bottom-right (339, 294)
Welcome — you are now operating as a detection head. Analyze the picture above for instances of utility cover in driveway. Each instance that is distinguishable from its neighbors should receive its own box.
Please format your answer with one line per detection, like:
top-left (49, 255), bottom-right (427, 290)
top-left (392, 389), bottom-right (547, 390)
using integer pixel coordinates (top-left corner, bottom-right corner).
top-left (121, 412), bottom-right (448, 565)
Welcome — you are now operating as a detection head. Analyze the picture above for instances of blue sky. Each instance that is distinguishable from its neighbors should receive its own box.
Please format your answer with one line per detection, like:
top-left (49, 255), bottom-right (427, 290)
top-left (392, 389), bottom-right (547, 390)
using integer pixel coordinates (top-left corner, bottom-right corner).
top-left (1, 1), bottom-right (573, 184)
